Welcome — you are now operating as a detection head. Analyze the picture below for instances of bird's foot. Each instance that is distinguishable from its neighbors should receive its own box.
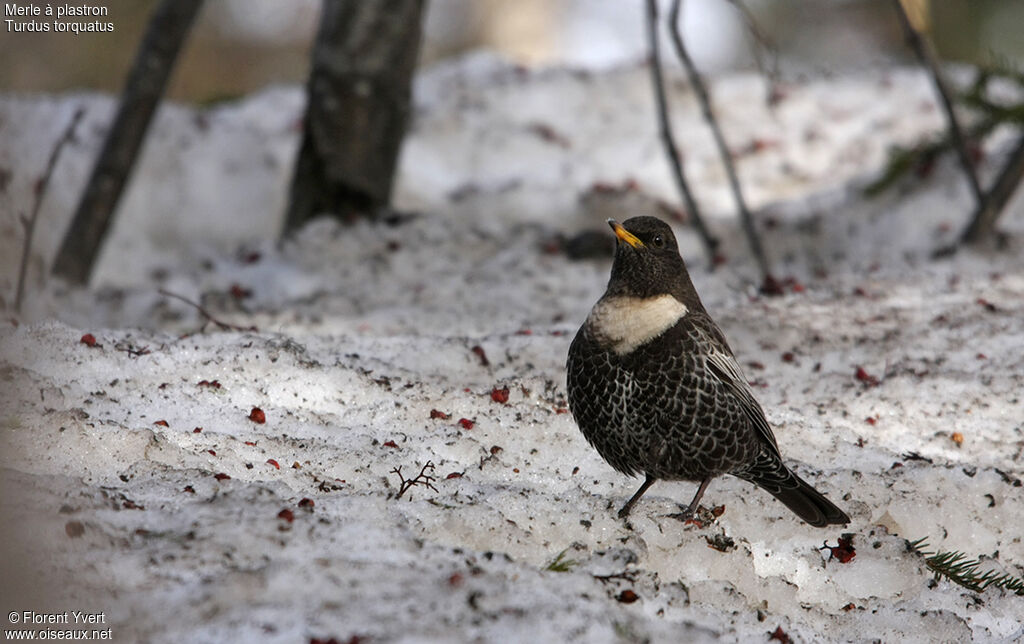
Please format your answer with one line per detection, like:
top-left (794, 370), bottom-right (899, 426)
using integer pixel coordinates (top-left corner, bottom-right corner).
top-left (616, 504), bottom-right (633, 520)
top-left (665, 503), bottom-right (720, 527)
top-left (664, 507), bottom-right (694, 523)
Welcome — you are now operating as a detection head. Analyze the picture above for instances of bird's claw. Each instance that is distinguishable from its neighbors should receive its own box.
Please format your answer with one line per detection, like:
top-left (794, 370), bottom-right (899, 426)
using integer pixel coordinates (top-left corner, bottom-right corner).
top-left (664, 510), bottom-right (693, 522)
top-left (664, 504), bottom-right (700, 523)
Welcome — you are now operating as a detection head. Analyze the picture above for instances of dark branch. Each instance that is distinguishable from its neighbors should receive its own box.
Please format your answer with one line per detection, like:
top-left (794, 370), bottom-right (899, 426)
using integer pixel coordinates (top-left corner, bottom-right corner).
top-left (721, 0), bottom-right (779, 86)
top-left (961, 135), bottom-right (1024, 244)
top-left (644, 0), bottom-right (720, 266)
top-left (15, 107), bottom-right (85, 312)
top-left (666, 0), bottom-right (773, 286)
top-left (158, 288), bottom-right (257, 333)
top-left (391, 461), bottom-right (437, 499)
top-left (52, 0), bottom-right (205, 285)
top-left (115, 342), bottom-right (152, 358)
top-left (891, 0), bottom-right (984, 208)
top-left (592, 571), bottom-right (639, 584)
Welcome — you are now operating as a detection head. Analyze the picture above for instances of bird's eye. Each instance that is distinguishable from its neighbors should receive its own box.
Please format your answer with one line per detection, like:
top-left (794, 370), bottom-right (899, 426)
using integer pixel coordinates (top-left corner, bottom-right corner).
top-left (652, 235), bottom-right (665, 248)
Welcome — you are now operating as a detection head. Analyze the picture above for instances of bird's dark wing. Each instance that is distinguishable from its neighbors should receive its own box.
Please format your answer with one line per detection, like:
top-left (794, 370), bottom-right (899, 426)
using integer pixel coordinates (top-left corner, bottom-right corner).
top-left (689, 313), bottom-right (781, 457)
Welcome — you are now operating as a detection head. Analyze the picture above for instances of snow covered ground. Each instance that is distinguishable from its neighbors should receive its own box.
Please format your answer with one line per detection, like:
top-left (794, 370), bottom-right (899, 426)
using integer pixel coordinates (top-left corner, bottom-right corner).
top-left (2, 54), bottom-right (1023, 642)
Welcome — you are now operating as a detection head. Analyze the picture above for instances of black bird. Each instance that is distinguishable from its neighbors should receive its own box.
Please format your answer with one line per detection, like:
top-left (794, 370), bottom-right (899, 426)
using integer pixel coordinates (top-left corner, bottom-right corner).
top-left (566, 216), bottom-right (849, 527)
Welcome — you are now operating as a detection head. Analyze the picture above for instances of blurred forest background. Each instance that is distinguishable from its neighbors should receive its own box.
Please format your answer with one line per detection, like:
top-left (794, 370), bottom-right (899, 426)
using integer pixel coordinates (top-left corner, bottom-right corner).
top-left (3, 0), bottom-right (1023, 102)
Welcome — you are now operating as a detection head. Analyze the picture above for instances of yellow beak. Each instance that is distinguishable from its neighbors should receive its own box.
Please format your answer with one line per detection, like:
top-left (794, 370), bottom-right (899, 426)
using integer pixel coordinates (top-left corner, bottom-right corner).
top-left (608, 219), bottom-right (644, 248)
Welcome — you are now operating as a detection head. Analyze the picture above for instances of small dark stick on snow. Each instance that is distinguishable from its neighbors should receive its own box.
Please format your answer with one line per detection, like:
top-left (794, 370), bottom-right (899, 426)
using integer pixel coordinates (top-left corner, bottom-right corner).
top-left (391, 461), bottom-right (438, 499)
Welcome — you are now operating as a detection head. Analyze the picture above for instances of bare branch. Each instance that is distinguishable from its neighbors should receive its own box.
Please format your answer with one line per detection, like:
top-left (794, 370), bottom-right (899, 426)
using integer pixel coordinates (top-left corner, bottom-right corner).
top-left (644, 0), bottom-right (720, 266)
top-left (52, 0), bottom-right (205, 285)
top-left (157, 288), bottom-right (257, 333)
top-left (15, 107), bottom-right (85, 312)
top-left (891, 0), bottom-right (984, 208)
top-left (391, 461), bottom-right (437, 500)
top-left (666, 0), bottom-right (773, 287)
top-left (114, 342), bottom-right (153, 358)
top-left (961, 135), bottom-right (1024, 244)
top-left (721, 0), bottom-right (779, 86)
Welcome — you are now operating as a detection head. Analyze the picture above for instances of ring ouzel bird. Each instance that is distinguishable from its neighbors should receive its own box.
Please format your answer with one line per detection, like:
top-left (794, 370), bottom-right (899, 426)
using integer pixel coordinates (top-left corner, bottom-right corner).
top-left (567, 216), bottom-right (849, 527)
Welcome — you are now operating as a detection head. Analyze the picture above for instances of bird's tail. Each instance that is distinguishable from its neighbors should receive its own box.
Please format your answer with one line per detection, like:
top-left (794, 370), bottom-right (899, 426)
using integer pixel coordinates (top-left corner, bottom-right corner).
top-left (738, 452), bottom-right (850, 528)
top-left (763, 472), bottom-right (850, 527)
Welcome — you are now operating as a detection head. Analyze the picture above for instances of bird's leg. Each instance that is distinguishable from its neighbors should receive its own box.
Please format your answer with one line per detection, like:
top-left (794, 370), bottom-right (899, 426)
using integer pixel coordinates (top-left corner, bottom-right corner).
top-left (667, 476), bottom-right (713, 522)
top-left (617, 475), bottom-right (656, 518)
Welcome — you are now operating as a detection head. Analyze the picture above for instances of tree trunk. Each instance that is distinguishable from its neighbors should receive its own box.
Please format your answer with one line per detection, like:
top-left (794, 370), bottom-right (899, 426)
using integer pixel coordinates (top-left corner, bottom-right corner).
top-left (283, 0), bottom-right (425, 234)
top-left (52, 0), bottom-right (204, 285)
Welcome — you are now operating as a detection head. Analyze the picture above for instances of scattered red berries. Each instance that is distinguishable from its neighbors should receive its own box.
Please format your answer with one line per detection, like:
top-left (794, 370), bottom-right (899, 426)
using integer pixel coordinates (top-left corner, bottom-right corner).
top-left (248, 407), bottom-right (266, 424)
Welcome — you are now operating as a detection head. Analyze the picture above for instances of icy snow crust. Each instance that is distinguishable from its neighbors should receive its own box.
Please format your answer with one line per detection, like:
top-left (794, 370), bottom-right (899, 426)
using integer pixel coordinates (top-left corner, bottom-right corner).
top-left (2, 54), bottom-right (1024, 642)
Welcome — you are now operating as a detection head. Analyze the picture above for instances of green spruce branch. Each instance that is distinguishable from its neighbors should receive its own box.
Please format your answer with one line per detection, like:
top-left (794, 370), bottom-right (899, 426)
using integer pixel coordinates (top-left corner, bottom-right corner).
top-left (909, 538), bottom-right (1024, 595)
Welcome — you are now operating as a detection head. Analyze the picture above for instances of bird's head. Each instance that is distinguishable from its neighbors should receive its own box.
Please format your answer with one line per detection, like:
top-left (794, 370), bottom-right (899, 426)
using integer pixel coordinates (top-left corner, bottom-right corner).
top-left (605, 217), bottom-right (701, 306)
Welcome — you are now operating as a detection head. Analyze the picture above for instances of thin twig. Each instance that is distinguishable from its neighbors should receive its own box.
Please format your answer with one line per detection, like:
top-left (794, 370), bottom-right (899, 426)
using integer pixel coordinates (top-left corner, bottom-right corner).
top-left (391, 461), bottom-right (437, 499)
top-left (666, 0), bottom-right (773, 287)
top-left (644, 0), bottom-right (720, 265)
top-left (14, 107), bottom-right (85, 312)
top-left (114, 342), bottom-right (152, 358)
top-left (961, 135), bottom-right (1024, 244)
top-left (593, 571), bottom-right (639, 584)
top-left (158, 288), bottom-right (257, 333)
top-left (721, 0), bottom-right (779, 86)
top-left (891, 0), bottom-right (985, 208)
